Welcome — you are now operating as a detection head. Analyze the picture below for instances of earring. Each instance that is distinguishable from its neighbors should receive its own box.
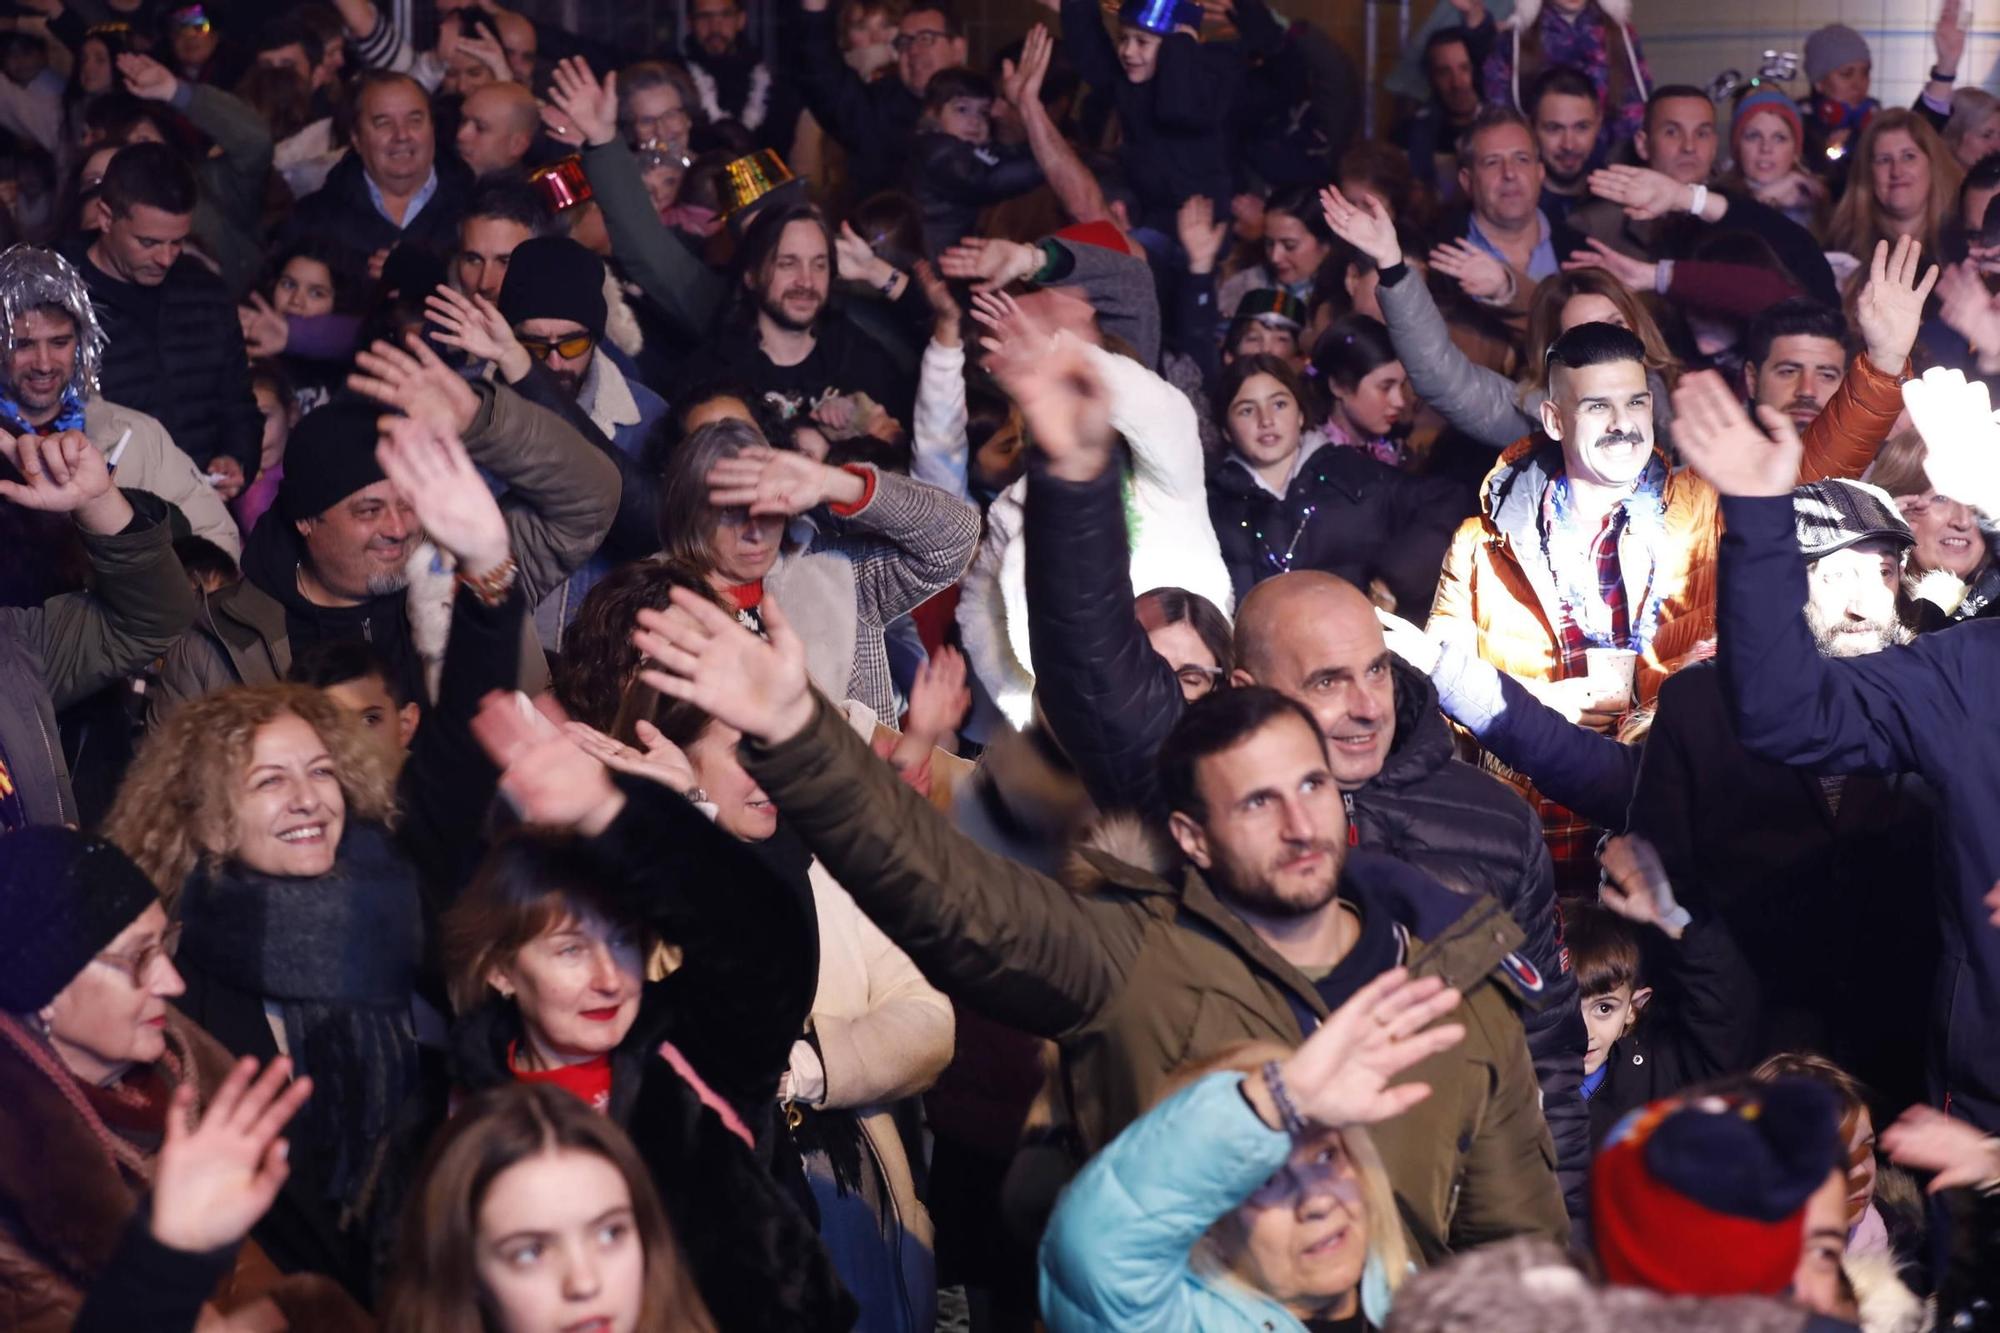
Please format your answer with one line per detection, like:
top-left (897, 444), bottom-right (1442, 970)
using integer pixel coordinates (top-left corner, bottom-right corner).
top-left (35, 1009), bottom-right (53, 1039)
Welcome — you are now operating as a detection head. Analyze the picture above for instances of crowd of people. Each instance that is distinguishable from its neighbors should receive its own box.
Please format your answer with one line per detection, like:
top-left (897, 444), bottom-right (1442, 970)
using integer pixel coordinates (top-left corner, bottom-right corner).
top-left (1, 0), bottom-right (2000, 1328)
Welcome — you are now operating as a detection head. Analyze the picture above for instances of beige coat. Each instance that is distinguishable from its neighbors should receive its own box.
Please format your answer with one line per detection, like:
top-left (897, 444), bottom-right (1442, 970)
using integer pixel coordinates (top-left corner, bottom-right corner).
top-left (84, 396), bottom-right (241, 559)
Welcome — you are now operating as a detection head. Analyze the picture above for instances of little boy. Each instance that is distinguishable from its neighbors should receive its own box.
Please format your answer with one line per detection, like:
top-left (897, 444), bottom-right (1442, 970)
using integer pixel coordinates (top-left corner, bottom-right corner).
top-left (909, 66), bottom-right (1043, 257)
top-left (1571, 834), bottom-right (1761, 1146)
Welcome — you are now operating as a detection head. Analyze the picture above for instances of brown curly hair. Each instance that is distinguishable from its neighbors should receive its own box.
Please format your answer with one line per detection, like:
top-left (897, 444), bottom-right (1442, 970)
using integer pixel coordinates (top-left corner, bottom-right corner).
top-left (103, 684), bottom-right (399, 905)
top-left (549, 556), bottom-right (731, 734)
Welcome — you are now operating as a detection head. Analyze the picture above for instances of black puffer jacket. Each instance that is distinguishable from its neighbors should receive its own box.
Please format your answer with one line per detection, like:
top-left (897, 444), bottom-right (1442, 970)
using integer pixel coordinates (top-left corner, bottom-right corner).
top-left (73, 247), bottom-right (264, 481)
top-left (1025, 457), bottom-right (1590, 1221)
top-left (1208, 441), bottom-right (1465, 615)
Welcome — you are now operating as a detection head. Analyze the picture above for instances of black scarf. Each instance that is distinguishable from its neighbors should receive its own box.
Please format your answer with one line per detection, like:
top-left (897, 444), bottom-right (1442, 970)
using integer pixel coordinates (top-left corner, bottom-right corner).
top-left (176, 822), bottom-right (423, 1214)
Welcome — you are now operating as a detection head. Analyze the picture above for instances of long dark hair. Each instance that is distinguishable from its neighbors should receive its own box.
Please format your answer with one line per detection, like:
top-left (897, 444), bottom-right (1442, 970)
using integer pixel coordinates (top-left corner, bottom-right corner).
top-left (1214, 353), bottom-right (1321, 437)
top-left (382, 1083), bottom-right (716, 1333)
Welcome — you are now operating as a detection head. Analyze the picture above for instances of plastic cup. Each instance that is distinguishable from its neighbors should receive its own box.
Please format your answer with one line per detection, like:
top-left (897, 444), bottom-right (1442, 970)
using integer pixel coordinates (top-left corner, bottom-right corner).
top-left (1583, 647), bottom-right (1639, 710)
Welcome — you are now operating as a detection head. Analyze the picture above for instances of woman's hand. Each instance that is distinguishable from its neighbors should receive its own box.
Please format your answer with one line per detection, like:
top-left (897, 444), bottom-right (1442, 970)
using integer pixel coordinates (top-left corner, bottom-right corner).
top-left (1319, 184), bottom-right (1401, 269)
top-left (1428, 239), bottom-right (1512, 303)
top-left (238, 294), bottom-right (289, 359)
top-left (1880, 1105), bottom-right (2000, 1192)
top-left (705, 446), bottom-right (863, 516)
top-left (471, 691), bottom-right (626, 834)
top-left (373, 415), bottom-right (511, 576)
top-left (150, 1057), bottom-right (313, 1254)
top-left (1263, 968), bottom-right (1465, 1128)
top-left (349, 332), bottom-right (481, 436)
top-left (1587, 164), bottom-right (1690, 221)
top-left (564, 718), bottom-right (699, 796)
top-left (632, 588), bottom-right (817, 746)
top-left (425, 284), bottom-right (531, 382)
top-left (1561, 237), bottom-right (1660, 292)
top-left (902, 645), bottom-right (971, 750)
top-left (544, 55), bottom-right (618, 148)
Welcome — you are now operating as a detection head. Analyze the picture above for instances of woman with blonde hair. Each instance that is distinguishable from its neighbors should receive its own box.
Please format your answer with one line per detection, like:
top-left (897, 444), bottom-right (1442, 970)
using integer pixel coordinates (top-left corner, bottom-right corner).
top-left (1827, 109), bottom-right (1962, 272)
top-left (103, 682), bottom-right (417, 1227)
top-left (1038, 969), bottom-right (1464, 1332)
top-left (383, 1082), bottom-right (716, 1333)
top-left (1943, 87), bottom-right (2000, 171)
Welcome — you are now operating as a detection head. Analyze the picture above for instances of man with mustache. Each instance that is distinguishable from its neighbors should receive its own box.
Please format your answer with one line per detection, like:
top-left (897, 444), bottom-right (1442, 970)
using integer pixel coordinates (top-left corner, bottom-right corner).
top-left (1742, 299), bottom-right (1851, 436)
top-left (679, 199), bottom-right (914, 457)
top-left (151, 348), bottom-right (621, 722)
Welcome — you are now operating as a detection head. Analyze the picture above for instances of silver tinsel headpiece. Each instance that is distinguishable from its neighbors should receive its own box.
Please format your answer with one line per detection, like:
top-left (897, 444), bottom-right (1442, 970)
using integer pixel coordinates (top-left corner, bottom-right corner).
top-left (0, 244), bottom-right (106, 400)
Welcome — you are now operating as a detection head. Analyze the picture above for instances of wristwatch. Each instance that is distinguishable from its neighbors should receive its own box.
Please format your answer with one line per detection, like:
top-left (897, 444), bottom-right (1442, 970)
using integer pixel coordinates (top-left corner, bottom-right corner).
top-left (1933, 66), bottom-right (1958, 83)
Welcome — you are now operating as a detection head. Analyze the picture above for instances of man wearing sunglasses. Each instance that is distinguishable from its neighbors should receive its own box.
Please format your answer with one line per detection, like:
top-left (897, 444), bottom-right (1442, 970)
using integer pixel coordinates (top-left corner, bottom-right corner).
top-left (482, 235), bottom-right (669, 646)
top-left (794, 0), bottom-right (967, 198)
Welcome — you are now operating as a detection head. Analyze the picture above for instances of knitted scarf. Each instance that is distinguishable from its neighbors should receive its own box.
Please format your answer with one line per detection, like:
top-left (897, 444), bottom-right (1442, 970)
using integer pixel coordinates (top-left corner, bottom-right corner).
top-left (175, 822), bottom-right (422, 1216)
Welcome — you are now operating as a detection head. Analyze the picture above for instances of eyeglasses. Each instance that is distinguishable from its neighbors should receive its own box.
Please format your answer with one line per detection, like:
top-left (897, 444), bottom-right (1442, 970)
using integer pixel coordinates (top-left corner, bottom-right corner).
top-left (1175, 666), bottom-right (1226, 698)
top-left (517, 330), bottom-right (596, 361)
top-left (892, 29), bottom-right (950, 52)
top-left (93, 924), bottom-right (182, 985)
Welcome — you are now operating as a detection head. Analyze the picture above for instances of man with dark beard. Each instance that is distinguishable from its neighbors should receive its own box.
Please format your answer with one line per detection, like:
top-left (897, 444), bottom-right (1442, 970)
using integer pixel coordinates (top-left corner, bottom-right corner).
top-left (1528, 65), bottom-right (1603, 225)
top-left (681, 0), bottom-right (801, 154)
top-left (678, 199), bottom-right (914, 459)
top-left (1742, 299), bottom-right (1852, 437)
top-left (631, 564), bottom-right (1569, 1258)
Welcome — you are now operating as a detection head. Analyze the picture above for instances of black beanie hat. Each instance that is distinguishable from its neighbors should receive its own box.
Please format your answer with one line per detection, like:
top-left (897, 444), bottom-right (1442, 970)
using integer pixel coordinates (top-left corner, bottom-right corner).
top-left (279, 397), bottom-right (390, 524)
top-left (497, 236), bottom-right (609, 342)
top-left (0, 828), bottom-right (160, 1012)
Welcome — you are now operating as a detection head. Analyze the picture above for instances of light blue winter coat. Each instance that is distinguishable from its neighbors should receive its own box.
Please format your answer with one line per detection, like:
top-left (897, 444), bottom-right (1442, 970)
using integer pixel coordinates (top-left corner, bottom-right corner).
top-left (1038, 1072), bottom-right (1397, 1332)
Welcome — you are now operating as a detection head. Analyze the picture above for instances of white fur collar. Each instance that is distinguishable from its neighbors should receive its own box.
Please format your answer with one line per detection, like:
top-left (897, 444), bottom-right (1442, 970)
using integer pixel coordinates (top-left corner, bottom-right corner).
top-left (1506, 0), bottom-right (1633, 30)
top-left (579, 351), bottom-right (641, 441)
top-left (689, 62), bottom-right (771, 131)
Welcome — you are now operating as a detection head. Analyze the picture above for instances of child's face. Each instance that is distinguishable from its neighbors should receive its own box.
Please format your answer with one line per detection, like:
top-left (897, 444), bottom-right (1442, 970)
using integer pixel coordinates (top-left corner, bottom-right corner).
top-left (1117, 26), bottom-right (1163, 84)
top-left (934, 95), bottom-right (992, 146)
top-left (1815, 60), bottom-right (1870, 109)
top-left (1582, 983), bottom-right (1647, 1075)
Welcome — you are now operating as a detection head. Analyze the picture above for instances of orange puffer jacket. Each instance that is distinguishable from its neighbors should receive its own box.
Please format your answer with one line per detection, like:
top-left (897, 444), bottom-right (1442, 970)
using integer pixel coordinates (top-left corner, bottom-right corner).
top-left (1429, 355), bottom-right (1907, 701)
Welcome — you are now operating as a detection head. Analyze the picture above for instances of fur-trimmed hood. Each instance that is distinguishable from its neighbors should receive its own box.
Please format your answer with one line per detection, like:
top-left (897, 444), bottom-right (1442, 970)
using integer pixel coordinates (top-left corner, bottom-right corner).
top-left (1845, 1247), bottom-right (1929, 1333)
top-left (1503, 0), bottom-right (1633, 29)
top-left (1062, 811), bottom-right (1180, 893)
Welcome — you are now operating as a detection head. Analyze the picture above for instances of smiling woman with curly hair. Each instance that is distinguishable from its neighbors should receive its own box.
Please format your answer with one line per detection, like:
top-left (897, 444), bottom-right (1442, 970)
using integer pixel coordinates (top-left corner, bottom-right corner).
top-left (102, 682), bottom-right (417, 1230)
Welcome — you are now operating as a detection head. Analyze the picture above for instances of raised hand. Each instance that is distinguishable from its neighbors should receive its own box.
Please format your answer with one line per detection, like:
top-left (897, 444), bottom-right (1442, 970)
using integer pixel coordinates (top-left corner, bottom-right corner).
top-left (1855, 235), bottom-right (1941, 375)
top-left (1428, 239), bottom-right (1512, 303)
top-left (632, 587), bottom-right (816, 745)
top-left (460, 22), bottom-right (513, 82)
top-left (913, 259), bottom-right (961, 345)
top-left (1935, 1), bottom-right (1967, 79)
top-left (204, 456), bottom-right (245, 502)
top-left (1587, 165), bottom-right (1689, 221)
top-left (374, 415), bottom-right (511, 575)
top-left (1319, 184), bottom-right (1401, 269)
top-left (1935, 260), bottom-right (2000, 372)
top-left (903, 645), bottom-right (971, 748)
top-left (1880, 1105), bottom-right (2000, 1193)
top-left (1000, 23), bottom-right (1052, 112)
top-left (0, 428), bottom-right (132, 533)
top-left (150, 1057), bottom-right (313, 1254)
top-left (471, 690), bottom-right (625, 834)
top-left (706, 445), bottom-right (862, 516)
top-left (238, 293), bottom-right (289, 359)
top-left (564, 718), bottom-right (698, 796)
top-left (1561, 237), bottom-right (1660, 292)
top-left (426, 284), bottom-right (531, 381)
top-left (835, 220), bottom-right (896, 290)
top-left (1670, 369), bottom-right (1802, 498)
top-left (937, 236), bottom-right (1042, 293)
top-left (1374, 608), bottom-right (1442, 675)
top-left (981, 293), bottom-right (1114, 484)
top-left (117, 51), bottom-right (179, 102)
top-left (349, 332), bottom-right (481, 436)
top-left (1598, 834), bottom-right (1685, 937)
top-left (1176, 195), bottom-right (1228, 277)
top-left (545, 55), bottom-right (618, 148)
top-left (1901, 365), bottom-right (2000, 514)
top-left (1273, 968), bottom-right (1465, 1127)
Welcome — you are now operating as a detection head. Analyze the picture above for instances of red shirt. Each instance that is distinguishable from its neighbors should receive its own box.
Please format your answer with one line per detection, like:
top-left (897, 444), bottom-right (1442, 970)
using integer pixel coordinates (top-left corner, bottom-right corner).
top-left (508, 1041), bottom-right (613, 1113)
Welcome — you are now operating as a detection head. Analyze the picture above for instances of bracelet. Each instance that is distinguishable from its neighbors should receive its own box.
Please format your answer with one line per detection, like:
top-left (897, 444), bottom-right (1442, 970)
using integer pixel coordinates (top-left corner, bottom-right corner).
top-left (1686, 183), bottom-right (1709, 216)
top-left (455, 554), bottom-right (518, 606)
top-left (1933, 66), bottom-right (1958, 83)
top-left (1260, 1060), bottom-right (1311, 1136)
top-left (878, 269), bottom-right (903, 299)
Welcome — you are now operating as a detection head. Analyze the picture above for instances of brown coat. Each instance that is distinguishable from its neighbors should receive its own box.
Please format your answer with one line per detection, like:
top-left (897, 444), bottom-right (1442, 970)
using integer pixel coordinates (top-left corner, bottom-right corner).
top-left (743, 698), bottom-right (1569, 1260)
top-left (1429, 353), bottom-right (1907, 700)
top-left (0, 1010), bottom-right (365, 1332)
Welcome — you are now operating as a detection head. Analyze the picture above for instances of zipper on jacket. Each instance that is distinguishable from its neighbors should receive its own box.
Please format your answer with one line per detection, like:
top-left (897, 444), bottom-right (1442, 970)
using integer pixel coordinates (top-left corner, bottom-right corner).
top-left (1342, 791), bottom-right (1358, 847)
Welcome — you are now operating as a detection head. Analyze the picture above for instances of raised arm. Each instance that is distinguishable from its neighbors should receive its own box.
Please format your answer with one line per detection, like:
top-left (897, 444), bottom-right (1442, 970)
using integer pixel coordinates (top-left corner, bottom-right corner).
top-left (1326, 185), bottom-right (1535, 447)
top-left (1003, 24), bottom-right (1113, 228)
top-left (632, 592), bottom-right (1139, 1038)
top-left (0, 433), bottom-right (195, 708)
top-left (1795, 237), bottom-right (1935, 483)
top-left (1059, 0), bottom-right (1123, 92)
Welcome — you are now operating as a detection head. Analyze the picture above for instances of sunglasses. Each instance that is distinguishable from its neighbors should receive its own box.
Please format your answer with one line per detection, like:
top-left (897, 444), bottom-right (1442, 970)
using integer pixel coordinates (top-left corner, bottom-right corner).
top-left (518, 330), bottom-right (596, 360)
